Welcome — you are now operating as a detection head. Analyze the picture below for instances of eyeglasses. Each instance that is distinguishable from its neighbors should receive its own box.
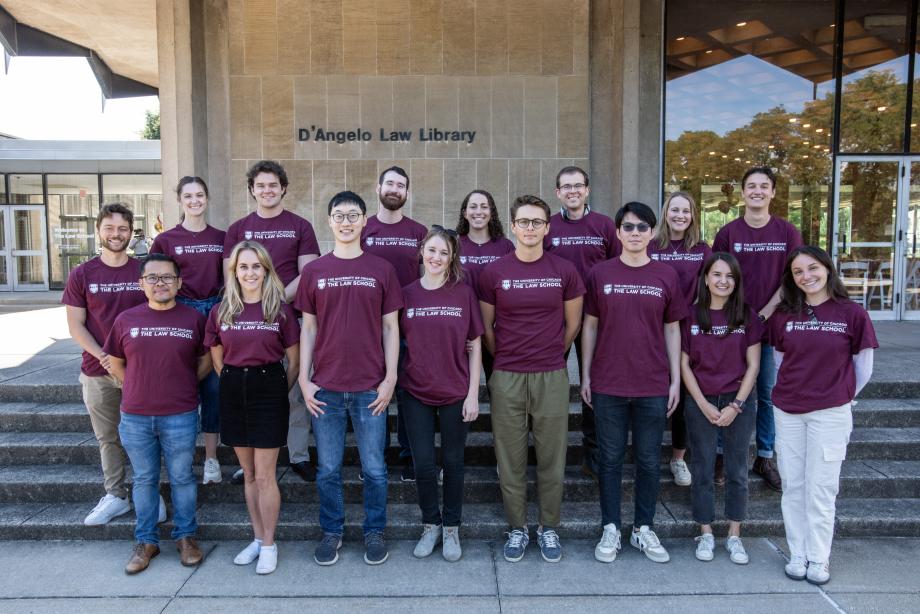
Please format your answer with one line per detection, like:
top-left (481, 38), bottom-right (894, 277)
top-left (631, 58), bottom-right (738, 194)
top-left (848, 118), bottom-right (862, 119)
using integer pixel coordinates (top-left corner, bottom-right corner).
top-left (141, 274), bottom-right (178, 285)
top-left (559, 183), bottom-right (586, 192)
top-left (330, 211), bottom-right (363, 224)
top-left (620, 222), bottom-right (651, 233)
top-left (513, 218), bottom-right (548, 230)
top-left (431, 224), bottom-right (458, 238)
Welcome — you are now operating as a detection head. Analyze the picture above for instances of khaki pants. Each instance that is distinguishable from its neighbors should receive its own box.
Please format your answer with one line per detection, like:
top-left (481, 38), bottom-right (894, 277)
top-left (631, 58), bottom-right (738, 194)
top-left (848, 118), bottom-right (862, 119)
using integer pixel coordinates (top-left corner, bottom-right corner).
top-left (489, 368), bottom-right (569, 528)
top-left (79, 373), bottom-right (129, 499)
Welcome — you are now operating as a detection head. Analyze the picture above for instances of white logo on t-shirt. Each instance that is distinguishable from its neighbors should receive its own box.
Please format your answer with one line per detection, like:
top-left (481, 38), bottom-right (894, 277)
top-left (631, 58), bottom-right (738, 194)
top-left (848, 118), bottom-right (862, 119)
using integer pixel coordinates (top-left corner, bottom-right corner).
top-left (366, 237), bottom-right (374, 246)
top-left (650, 253), bottom-right (660, 260)
top-left (460, 256), bottom-right (467, 264)
top-left (220, 323), bottom-right (229, 332)
top-left (734, 243), bottom-right (743, 252)
top-left (407, 308), bottom-right (415, 318)
top-left (89, 284), bottom-right (99, 294)
top-left (130, 327), bottom-right (139, 338)
top-left (786, 321), bottom-right (794, 332)
top-left (174, 246), bottom-right (184, 255)
top-left (244, 231), bottom-right (253, 240)
top-left (501, 280), bottom-right (511, 290)
top-left (603, 284), bottom-right (612, 295)
top-left (552, 238), bottom-right (560, 247)
top-left (691, 325), bottom-right (700, 336)
top-left (317, 278), bottom-right (326, 290)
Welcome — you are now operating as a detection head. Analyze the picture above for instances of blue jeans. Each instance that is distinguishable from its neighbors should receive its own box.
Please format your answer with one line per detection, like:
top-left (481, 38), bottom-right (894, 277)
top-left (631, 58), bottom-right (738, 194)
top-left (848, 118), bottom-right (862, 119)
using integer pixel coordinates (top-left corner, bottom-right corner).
top-left (593, 394), bottom-right (668, 528)
top-left (313, 389), bottom-right (387, 536)
top-left (119, 410), bottom-right (198, 544)
top-left (177, 295), bottom-right (221, 433)
top-left (755, 343), bottom-right (776, 458)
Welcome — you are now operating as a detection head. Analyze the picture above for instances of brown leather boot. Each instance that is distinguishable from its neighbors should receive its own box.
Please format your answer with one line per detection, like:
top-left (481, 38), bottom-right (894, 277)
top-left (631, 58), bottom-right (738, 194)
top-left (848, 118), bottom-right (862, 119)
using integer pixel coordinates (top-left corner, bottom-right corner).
top-left (753, 456), bottom-right (783, 492)
top-left (176, 537), bottom-right (204, 567)
top-left (125, 542), bottom-right (160, 574)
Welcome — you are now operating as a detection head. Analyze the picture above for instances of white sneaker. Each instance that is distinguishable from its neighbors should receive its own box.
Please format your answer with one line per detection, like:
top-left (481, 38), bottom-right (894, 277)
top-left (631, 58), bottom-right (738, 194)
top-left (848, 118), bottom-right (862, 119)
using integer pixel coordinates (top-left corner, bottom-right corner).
top-left (203, 458), bottom-right (222, 484)
top-left (413, 523), bottom-right (442, 558)
top-left (630, 525), bottom-right (670, 563)
top-left (695, 533), bottom-right (714, 561)
top-left (806, 560), bottom-right (830, 585)
top-left (594, 523), bottom-right (621, 563)
top-left (670, 459), bottom-right (692, 486)
top-left (158, 495), bottom-right (167, 524)
top-left (785, 554), bottom-right (807, 580)
top-left (84, 494), bottom-right (131, 526)
top-left (726, 536), bottom-right (748, 564)
top-left (256, 544), bottom-right (278, 574)
top-left (234, 539), bottom-right (263, 565)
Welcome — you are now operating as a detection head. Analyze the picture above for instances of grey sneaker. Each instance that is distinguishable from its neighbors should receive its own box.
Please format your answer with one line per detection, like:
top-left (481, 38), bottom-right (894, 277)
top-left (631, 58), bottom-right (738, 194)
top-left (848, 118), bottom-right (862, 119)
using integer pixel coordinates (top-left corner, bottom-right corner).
top-left (630, 525), bottom-right (670, 563)
top-left (695, 533), bottom-right (715, 561)
top-left (537, 527), bottom-right (562, 563)
top-left (726, 536), bottom-right (749, 565)
top-left (413, 523), bottom-right (442, 558)
top-left (313, 533), bottom-right (342, 566)
top-left (503, 528), bottom-right (529, 562)
top-left (442, 526), bottom-right (462, 562)
top-left (364, 532), bottom-right (388, 565)
top-left (594, 523), bottom-right (621, 563)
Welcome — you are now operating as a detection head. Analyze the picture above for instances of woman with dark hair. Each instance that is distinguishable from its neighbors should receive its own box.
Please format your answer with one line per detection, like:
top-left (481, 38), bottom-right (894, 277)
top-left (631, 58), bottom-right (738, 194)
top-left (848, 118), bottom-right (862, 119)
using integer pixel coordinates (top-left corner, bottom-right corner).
top-left (681, 252), bottom-right (762, 565)
top-left (150, 176), bottom-right (226, 485)
top-left (456, 190), bottom-right (513, 379)
top-left (400, 225), bottom-right (483, 562)
top-left (650, 190), bottom-right (712, 488)
top-left (769, 246), bottom-right (877, 586)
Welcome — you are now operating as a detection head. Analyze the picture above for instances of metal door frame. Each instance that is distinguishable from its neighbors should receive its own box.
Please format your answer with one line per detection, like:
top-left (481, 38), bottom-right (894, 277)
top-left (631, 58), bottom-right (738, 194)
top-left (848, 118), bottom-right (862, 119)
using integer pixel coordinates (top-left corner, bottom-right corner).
top-left (3, 204), bottom-right (50, 291)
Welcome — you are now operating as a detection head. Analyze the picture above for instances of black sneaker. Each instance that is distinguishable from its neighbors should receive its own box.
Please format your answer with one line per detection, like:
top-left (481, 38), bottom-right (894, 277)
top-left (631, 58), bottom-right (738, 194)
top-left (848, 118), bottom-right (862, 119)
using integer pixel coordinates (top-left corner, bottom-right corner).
top-left (401, 463), bottom-right (416, 482)
top-left (314, 533), bottom-right (342, 566)
top-left (290, 461), bottom-right (316, 482)
top-left (364, 531), bottom-right (389, 565)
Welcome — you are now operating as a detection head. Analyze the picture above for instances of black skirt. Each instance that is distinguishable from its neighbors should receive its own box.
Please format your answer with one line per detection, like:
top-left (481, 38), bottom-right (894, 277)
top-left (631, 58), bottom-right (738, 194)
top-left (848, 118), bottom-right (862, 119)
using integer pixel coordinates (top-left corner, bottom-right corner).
top-left (219, 362), bottom-right (290, 448)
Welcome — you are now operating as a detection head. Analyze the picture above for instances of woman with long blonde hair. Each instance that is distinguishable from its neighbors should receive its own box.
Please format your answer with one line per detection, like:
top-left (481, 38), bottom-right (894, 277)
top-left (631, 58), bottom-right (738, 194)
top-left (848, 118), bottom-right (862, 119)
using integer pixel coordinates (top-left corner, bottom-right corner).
top-left (204, 240), bottom-right (300, 574)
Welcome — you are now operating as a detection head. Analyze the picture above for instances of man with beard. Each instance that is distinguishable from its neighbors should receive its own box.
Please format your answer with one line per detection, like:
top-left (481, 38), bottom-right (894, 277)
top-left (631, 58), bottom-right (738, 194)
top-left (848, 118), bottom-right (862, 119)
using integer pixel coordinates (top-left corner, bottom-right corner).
top-left (63, 203), bottom-right (148, 526)
top-left (361, 166), bottom-right (427, 480)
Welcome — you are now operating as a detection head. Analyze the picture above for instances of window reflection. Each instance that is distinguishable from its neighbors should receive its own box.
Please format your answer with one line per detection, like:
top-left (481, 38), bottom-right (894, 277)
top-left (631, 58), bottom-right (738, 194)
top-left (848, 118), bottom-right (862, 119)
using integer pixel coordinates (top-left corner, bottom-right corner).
top-left (46, 174), bottom-right (99, 289)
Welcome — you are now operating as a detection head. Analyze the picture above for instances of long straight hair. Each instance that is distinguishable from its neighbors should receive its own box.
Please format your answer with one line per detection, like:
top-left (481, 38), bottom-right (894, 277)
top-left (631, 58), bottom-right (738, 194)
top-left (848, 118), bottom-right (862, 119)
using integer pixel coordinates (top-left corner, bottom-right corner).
top-left (421, 226), bottom-right (464, 286)
top-left (695, 251), bottom-right (749, 335)
top-left (777, 245), bottom-right (849, 314)
top-left (655, 191), bottom-right (701, 252)
top-left (218, 241), bottom-right (287, 326)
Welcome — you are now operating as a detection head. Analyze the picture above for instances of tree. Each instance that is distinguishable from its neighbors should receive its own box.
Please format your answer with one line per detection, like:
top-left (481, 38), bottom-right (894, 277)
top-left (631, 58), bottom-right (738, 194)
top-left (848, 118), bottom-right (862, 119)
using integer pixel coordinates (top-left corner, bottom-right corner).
top-left (140, 110), bottom-right (160, 140)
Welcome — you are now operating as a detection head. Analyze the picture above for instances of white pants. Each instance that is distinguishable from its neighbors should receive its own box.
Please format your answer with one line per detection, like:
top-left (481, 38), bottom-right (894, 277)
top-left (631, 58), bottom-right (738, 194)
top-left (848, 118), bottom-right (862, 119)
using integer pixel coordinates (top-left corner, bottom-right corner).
top-left (774, 403), bottom-right (852, 563)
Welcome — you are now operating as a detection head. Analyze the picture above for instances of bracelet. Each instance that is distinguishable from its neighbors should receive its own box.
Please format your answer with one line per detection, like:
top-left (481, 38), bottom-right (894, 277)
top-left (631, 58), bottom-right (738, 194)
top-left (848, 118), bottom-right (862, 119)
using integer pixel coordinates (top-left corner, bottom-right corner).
top-left (729, 399), bottom-right (744, 412)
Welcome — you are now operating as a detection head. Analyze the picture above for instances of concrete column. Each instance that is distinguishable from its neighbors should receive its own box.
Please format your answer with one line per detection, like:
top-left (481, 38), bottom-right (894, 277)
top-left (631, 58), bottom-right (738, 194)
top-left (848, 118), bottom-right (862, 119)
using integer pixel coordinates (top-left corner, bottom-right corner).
top-left (589, 0), bottom-right (663, 216)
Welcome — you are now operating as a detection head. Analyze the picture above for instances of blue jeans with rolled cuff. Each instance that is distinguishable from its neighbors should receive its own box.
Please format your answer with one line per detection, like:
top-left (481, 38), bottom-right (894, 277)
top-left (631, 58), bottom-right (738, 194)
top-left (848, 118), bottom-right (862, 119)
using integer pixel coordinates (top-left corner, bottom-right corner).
top-left (177, 295), bottom-right (221, 434)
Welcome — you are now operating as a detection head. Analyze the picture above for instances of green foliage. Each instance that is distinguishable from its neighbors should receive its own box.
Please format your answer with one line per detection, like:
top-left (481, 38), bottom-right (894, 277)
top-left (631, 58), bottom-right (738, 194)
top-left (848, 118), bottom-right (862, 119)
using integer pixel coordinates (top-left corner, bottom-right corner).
top-left (140, 110), bottom-right (160, 140)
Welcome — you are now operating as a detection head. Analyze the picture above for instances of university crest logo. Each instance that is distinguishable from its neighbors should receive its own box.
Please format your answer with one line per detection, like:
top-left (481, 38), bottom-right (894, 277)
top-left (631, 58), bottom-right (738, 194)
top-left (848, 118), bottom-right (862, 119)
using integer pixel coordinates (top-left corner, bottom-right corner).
top-left (88, 284), bottom-right (99, 294)
top-left (220, 323), bottom-right (229, 332)
top-left (551, 238), bottom-right (561, 247)
top-left (690, 325), bottom-right (700, 336)
top-left (603, 284), bottom-right (612, 295)
top-left (174, 246), bottom-right (184, 255)
top-left (786, 321), bottom-right (794, 332)
top-left (129, 327), bottom-right (140, 338)
top-left (317, 279), bottom-right (326, 290)
top-left (244, 231), bottom-right (253, 240)
top-left (365, 237), bottom-right (374, 246)
top-left (650, 253), bottom-right (660, 260)
top-left (459, 256), bottom-right (467, 264)
top-left (406, 308), bottom-right (415, 319)
top-left (501, 280), bottom-right (511, 290)
top-left (733, 242), bottom-right (743, 253)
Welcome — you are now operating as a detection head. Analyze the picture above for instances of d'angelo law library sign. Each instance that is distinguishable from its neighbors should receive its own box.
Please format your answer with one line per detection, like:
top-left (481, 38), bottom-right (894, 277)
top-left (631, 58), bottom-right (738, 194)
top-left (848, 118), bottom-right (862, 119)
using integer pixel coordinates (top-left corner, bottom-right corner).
top-left (298, 126), bottom-right (478, 145)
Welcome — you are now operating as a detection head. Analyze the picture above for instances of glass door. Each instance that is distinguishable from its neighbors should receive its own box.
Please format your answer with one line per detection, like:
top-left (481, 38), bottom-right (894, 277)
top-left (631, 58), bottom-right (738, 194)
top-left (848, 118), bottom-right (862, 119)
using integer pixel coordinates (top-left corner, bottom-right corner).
top-left (0, 208), bottom-right (10, 291)
top-left (0, 205), bottom-right (49, 291)
top-left (905, 161), bottom-right (920, 319)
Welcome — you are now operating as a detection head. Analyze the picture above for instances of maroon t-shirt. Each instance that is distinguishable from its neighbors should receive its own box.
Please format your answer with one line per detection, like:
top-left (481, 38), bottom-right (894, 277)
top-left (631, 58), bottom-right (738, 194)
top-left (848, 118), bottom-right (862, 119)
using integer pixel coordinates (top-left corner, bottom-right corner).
top-left (295, 252), bottom-right (404, 392)
top-left (681, 307), bottom-right (763, 396)
top-left (584, 258), bottom-right (688, 397)
top-left (544, 210), bottom-right (621, 281)
top-left (103, 303), bottom-right (207, 416)
top-left (61, 257), bottom-right (146, 377)
top-left (648, 240), bottom-right (712, 307)
top-left (479, 252), bottom-right (585, 373)
top-left (768, 299), bottom-right (878, 414)
top-left (360, 215), bottom-right (428, 288)
top-left (224, 210), bottom-right (320, 286)
top-left (150, 224), bottom-right (226, 300)
top-left (712, 216), bottom-right (803, 312)
top-left (458, 235), bottom-right (515, 298)
top-left (399, 280), bottom-right (484, 405)
top-left (204, 302), bottom-right (300, 367)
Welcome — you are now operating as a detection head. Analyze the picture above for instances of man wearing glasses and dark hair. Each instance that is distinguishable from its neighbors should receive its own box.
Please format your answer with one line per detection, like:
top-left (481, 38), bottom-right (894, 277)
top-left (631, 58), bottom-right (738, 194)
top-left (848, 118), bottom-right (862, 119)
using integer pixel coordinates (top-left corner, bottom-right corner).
top-left (479, 195), bottom-right (585, 564)
top-left (544, 166), bottom-right (621, 482)
top-left (104, 253), bottom-right (211, 574)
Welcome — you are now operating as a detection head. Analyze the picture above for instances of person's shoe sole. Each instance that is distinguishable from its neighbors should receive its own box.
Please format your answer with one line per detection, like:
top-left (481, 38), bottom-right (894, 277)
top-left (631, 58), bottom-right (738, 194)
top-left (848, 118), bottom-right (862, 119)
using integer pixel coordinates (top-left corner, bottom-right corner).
top-left (540, 551), bottom-right (561, 563)
top-left (503, 551), bottom-right (525, 563)
top-left (594, 549), bottom-right (618, 563)
top-left (313, 538), bottom-right (342, 566)
top-left (806, 574), bottom-right (830, 586)
top-left (785, 569), bottom-right (807, 581)
top-left (695, 551), bottom-right (714, 562)
top-left (364, 551), bottom-right (389, 565)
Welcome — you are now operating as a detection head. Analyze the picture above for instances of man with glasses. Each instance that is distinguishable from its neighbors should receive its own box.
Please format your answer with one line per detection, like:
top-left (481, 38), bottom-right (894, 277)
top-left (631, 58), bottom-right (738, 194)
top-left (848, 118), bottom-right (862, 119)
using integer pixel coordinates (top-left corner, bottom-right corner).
top-left (63, 203), bottom-right (147, 526)
top-left (103, 254), bottom-right (211, 574)
top-left (479, 195), bottom-right (585, 563)
top-left (224, 160), bottom-right (320, 484)
top-left (545, 166), bottom-right (620, 481)
top-left (297, 191), bottom-right (403, 566)
top-left (361, 166), bottom-right (428, 481)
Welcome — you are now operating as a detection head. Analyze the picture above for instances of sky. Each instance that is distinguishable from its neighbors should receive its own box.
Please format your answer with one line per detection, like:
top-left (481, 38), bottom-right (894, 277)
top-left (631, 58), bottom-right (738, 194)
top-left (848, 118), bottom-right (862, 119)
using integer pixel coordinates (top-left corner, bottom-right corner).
top-left (0, 57), bottom-right (158, 140)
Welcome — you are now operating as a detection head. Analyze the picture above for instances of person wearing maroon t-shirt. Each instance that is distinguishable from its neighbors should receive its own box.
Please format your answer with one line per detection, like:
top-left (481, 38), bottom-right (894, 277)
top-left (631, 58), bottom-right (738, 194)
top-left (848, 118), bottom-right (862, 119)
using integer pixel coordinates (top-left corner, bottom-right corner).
top-left (63, 203), bottom-right (146, 527)
top-left (104, 254), bottom-right (211, 575)
top-left (296, 191), bottom-right (403, 567)
top-left (581, 202), bottom-right (687, 565)
top-left (681, 253), bottom-right (762, 565)
top-left (223, 161), bottom-right (320, 485)
top-left (713, 166), bottom-right (803, 491)
top-left (455, 189), bottom-right (514, 381)
top-left (206, 241), bottom-right (300, 575)
top-left (769, 246), bottom-right (877, 586)
top-left (544, 166), bottom-right (620, 483)
top-left (401, 226), bottom-right (484, 562)
top-left (649, 191), bottom-right (712, 488)
top-left (151, 176), bottom-right (226, 486)
top-left (361, 166), bottom-right (427, 479)
top-left (479, 195), bottom-right (585, 564)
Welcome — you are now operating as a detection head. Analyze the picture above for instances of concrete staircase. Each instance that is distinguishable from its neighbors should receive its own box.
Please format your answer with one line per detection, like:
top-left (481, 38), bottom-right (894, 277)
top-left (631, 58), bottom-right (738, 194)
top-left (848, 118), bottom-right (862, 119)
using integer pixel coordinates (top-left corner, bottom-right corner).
top-left (1, 375), bottom-right (919, 542)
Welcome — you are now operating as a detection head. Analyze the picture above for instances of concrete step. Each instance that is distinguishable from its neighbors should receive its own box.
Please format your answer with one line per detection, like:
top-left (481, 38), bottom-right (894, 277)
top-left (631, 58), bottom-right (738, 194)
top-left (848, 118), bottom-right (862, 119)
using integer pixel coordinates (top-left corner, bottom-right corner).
top-left (1, 497), bottom-right (918, 541)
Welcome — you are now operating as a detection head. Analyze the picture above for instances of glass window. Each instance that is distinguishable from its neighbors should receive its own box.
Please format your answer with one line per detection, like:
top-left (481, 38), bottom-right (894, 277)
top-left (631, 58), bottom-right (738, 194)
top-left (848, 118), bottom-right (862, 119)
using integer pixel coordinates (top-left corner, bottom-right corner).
top-left (9, 174), bottom-right (43, 205)
top-left (664, 1), bottom-right (837, 247)
top-left (102, 175), bottom-right (163, 256)
top-left (839, 0), bottom-right (911, 153)
top-left (46, 174), bottom-right (100, 289)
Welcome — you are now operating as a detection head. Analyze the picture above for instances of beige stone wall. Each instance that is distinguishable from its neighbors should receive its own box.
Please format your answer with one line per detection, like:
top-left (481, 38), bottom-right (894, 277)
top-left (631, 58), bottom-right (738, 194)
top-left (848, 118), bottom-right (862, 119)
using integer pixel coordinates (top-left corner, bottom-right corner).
top-left (226, 0), bottom-right (590, 251)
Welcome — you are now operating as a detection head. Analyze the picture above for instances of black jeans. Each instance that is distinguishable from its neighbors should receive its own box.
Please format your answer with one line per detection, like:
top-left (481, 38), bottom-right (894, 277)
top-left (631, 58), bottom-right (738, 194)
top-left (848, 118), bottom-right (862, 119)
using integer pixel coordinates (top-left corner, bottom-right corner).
top-left (670, 388), bottom-right (688, 451)
top-left (594, 393), bottom-right (668, 528)
top-left (401, 391), bottom-right (469, 526)
top-left (566, 332), bottom-right (596, 451)
top-left (685, 392), bottom-right (756, 524)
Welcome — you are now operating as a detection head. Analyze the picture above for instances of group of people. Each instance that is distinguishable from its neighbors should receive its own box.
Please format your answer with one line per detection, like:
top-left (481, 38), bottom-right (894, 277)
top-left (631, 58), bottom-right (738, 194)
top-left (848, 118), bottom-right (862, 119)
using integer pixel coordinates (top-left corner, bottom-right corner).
top-left (63, 160), bottom-right (877, 587)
